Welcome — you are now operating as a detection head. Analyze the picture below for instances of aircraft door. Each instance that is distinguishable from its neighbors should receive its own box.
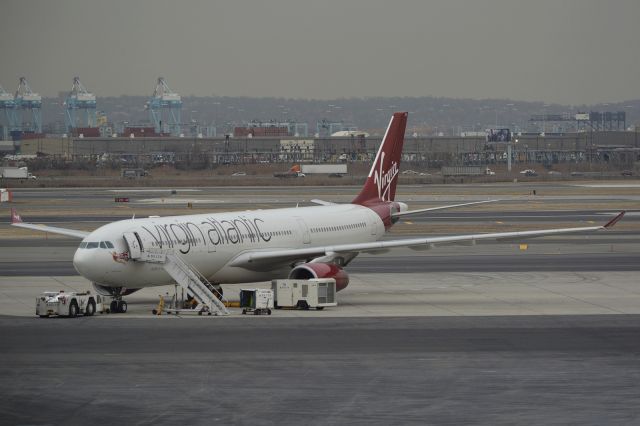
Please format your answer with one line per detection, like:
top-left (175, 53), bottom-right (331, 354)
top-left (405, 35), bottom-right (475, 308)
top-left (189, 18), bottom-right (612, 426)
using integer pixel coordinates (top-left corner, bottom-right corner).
top-left (296, 218), bottom-right (311, 244)
top-left (368, 211), bottom-right (378, 236)
top-left (123, 232), bottom-right (143, 259)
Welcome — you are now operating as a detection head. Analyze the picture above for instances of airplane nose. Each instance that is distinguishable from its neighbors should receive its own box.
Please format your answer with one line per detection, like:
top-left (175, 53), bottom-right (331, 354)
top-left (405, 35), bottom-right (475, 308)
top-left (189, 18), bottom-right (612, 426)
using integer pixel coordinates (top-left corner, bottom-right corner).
top-left (73, 248), bottom-right (86, 276)
top-left (73, 249), bottom-right (98, 281)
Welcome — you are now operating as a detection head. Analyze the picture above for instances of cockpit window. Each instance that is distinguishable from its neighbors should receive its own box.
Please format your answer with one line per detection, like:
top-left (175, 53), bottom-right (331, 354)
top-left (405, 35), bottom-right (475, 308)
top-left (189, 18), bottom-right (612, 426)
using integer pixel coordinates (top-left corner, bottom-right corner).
top-left (86, 242), bottom-right (99, 249)
top-left (105, 241), bottom-right (114, 249)
top-left (99, 241), bottom-right (107, 249)
top-left (79, 242), bottom-right (87, 249)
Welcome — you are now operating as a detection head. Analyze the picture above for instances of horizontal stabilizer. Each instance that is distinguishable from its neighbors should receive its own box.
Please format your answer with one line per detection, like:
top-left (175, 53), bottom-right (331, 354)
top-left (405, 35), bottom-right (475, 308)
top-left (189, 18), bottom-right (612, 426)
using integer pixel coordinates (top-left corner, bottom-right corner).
top-left (392, 200), bottom-right (499, 218)
top-left (310, 199), bottom-right (337, 206)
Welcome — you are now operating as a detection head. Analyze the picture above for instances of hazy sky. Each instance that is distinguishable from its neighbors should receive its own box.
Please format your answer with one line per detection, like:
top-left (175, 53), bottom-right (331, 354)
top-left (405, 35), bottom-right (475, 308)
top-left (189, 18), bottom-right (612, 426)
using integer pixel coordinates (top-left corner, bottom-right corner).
top-left (1, 0), bottom-right (638, 104)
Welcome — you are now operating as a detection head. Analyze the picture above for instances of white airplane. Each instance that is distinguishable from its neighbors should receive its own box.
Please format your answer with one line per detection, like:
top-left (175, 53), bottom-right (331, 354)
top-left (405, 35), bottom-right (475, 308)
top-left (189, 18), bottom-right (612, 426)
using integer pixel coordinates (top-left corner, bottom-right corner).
top-left (11, 112), bottom-right (625, 312)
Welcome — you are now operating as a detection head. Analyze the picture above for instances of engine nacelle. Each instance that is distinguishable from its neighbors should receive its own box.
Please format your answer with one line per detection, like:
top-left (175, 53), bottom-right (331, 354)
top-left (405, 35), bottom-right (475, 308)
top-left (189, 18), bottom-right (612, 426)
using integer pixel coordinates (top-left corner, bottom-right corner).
top-left (289, 263), bottom-right (350, 291)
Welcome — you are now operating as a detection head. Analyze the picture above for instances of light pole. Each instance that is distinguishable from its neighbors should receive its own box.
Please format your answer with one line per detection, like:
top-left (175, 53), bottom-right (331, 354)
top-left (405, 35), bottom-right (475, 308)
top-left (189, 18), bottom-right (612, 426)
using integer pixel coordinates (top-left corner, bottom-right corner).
top-left (508, 139), bottom-right (517, 172)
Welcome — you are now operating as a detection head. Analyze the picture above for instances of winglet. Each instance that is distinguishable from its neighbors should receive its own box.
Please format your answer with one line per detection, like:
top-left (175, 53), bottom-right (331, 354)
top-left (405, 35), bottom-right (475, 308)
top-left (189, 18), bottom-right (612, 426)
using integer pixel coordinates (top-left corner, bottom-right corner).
top-left (604, 211), bottom-right (625, 229)
top-left (10, 208), bottom-right (22, 224)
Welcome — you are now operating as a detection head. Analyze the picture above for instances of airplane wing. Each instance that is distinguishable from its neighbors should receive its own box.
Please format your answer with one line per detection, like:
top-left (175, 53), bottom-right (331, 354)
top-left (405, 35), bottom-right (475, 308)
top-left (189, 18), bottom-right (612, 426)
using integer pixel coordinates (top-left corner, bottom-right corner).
top-left (10, 208), bottom-right (89, 239)
top-left (229, 211), bottom-right (625, 270)
top-left (391, 199), bottom-right (499, 218)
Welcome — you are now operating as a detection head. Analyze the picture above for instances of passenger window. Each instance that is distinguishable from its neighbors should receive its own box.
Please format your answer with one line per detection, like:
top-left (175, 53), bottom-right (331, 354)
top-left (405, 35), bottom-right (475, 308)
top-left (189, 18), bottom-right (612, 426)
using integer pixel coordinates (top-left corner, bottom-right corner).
top-left (105, 241), bottom-right (114, 249)
top-left (100, 242), bottom-right (107, 249)
top-left (86, 242), bottom-right (99, 249)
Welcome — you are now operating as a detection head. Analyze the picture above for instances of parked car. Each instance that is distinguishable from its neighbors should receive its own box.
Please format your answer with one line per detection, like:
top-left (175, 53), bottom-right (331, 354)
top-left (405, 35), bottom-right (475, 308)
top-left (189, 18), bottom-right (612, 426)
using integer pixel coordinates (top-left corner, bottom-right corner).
top-left (402, 170), bottom-right (429, 176)
top-left (621, 170), bottom-right (634, 177)
top-left (520, 169), bottom-right (538, 177)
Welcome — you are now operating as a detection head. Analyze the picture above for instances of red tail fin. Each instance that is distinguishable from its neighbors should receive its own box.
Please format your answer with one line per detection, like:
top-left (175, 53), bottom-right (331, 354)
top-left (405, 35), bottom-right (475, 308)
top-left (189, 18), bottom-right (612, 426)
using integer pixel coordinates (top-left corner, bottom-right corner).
top-left (352, 112), bottom-right (407, 205)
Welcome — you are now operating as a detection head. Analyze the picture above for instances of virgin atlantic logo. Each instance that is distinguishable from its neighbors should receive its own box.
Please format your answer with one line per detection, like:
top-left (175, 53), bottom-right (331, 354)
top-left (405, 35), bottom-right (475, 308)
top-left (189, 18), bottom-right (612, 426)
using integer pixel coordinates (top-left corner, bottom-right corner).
top-left (373, 152), bottom-right (399, 201)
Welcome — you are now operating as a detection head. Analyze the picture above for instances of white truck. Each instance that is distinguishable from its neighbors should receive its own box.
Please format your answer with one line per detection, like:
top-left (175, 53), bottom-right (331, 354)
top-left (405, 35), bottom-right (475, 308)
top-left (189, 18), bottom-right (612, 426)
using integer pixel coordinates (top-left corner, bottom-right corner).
top-left (300, 164), bottom-right (347, 175)
top-left (271, 278), bottom-right (337, 310)
top-left (442, 166), bottom-right (495, 176)
top-left (36, 291), bottom-right (102, 318)
top-left (1, 167), bottom-right (36, 180)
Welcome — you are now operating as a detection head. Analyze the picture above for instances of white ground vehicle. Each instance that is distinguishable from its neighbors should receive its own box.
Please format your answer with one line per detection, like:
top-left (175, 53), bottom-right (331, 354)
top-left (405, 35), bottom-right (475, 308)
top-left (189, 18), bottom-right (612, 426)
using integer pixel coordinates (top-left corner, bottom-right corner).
top-left (36, 291), bottom-right (102, 318)
top-left (1, 167), bottom-right (36, 180)
top-left (240, 288), bottom-right (274, 315)
top-left (520, 169), bottom-right (538, 176)
top-left (300, 164), bottom-right (347, 175)
top-left (272, 279), bottom-right (337, 310)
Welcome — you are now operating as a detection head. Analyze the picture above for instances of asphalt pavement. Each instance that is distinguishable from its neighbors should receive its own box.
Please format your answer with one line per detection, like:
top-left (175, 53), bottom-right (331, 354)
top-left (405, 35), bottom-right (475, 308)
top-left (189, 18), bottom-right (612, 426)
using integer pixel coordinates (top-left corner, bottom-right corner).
top-left (1, 316), bottom-right (639, 425)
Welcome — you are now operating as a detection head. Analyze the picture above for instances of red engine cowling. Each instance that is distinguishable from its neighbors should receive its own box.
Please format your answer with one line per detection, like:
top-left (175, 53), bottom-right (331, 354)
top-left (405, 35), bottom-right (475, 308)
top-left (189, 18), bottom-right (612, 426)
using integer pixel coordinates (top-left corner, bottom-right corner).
top-left (289, 263), bottom-right (349, 291)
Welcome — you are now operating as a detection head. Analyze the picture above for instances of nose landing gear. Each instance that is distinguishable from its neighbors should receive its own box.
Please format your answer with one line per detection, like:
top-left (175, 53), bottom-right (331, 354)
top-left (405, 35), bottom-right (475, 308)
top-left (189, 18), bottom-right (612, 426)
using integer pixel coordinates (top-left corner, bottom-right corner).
top-left (92, 283), bottom-right (134, 314)
top-left (109, 299), bottom-right (128, 314)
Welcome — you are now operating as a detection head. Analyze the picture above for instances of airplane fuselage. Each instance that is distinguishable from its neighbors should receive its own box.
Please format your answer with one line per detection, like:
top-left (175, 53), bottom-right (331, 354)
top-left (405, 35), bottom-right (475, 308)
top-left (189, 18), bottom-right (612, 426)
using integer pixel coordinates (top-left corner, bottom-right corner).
top-left (73, 203), bottom-right (386, 289)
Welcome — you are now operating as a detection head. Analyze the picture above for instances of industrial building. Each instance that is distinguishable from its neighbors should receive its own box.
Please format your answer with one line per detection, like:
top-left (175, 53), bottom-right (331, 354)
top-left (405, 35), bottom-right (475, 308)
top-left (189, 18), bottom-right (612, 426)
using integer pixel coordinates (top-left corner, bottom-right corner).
top-left (13, 130), bottom-right (640, 173)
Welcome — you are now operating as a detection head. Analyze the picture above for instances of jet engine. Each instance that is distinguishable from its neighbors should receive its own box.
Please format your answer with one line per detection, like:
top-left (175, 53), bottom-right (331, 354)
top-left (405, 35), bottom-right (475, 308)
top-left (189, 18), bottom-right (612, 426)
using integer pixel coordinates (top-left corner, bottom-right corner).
top-left (288, 263), bottom-right (349, 291)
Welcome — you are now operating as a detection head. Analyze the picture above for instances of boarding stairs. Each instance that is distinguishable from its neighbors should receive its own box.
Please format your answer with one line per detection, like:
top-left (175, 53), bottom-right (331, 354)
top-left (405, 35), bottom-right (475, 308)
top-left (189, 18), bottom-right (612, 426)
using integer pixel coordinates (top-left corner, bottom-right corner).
top-left (162, 253), bottom-right (229, 316)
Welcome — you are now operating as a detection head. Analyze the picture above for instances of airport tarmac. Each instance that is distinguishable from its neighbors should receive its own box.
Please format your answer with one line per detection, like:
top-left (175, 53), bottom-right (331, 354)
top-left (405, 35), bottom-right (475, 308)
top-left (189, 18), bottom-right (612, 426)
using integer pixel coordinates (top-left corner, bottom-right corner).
top-left (2, 315), bottom-right (640, 425)
top-left (1, 183), bottom-right (639, 424)
top-left (1, 268), bottom-right (640, 318)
